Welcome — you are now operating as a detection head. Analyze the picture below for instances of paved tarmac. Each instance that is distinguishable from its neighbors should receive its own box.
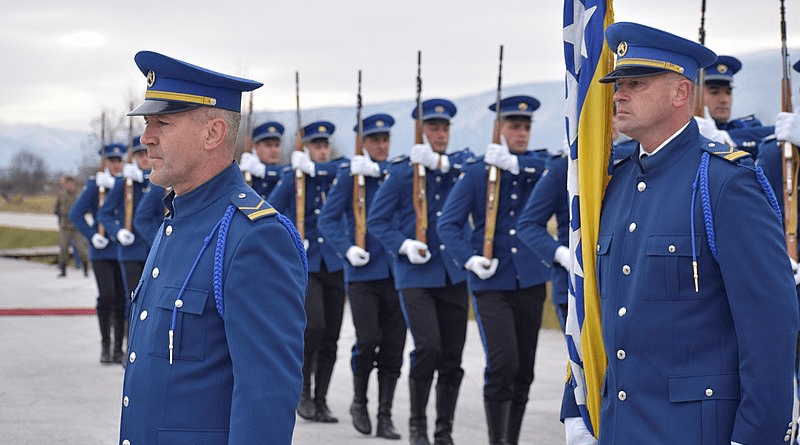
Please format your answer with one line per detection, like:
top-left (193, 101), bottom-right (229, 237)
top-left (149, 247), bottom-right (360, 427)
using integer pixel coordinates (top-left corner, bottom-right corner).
top-left (0, 211), bottom-right (58, 230)
top-left (0, 256), bottom-right (568, 445)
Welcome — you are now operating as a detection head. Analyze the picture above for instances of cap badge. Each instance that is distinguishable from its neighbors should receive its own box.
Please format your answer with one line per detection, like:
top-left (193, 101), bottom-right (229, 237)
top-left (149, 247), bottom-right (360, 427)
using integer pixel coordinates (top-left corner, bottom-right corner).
top-left (113, 148), bottom-right (121, 154)
top-left (376, 120), bottom-right (384, 127)
top-left (146, 70), bottom-right (156, 88)
top-left (268, 126), bottom-right (276, 132)
top-left (518, 102), bottom-right (528, 111)
top-left (616, 41), bottom-right (628, 57)
top-left (318, 125), bottom-right (327, 133)
top-left (717, 64), bottom-right (728, 74)
top-left (435, 105), bottom-right (445, 113)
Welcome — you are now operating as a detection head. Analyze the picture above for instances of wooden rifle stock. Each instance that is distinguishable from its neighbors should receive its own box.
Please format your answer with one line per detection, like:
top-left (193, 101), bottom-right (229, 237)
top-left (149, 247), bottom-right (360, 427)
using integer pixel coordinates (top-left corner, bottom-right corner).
top-left (412, 51), bottom-right (428, 250)
top-left (124, 101), bottom-right (135, 232)
top-left (483, 45), bottom-right (504, 260)
top-left (97, 111), bottom-right (107, 237)
top-left (780, 0), bottom-right (799, 260)
top-left (294, 71), bottom-right (306, 240)
top-left (693, 0), bottom-right (707, 117)
top-left (353, 70), bottom-right (367, 249)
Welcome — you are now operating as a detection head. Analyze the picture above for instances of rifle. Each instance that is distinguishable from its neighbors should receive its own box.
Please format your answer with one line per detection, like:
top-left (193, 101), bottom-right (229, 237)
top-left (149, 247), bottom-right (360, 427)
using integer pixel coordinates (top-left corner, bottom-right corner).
top-left (693, 0), bottom-right (707, 117)
top-left (483, 45), bottom-right (504, 260)
top-left (780, 0), bottom-right (799, 261)
top-left (124, 101), bottom-right (135, 232)
top-left (353, 70), bottom-right (367, 249)
top-left (244, 92), bottom-right (254, 187)
top-left (412, 51), bottom-right (429, 250)
top-left (97, 111), bottom-right (107, 237)
top-left (294, 71), bottom-right (306, 240)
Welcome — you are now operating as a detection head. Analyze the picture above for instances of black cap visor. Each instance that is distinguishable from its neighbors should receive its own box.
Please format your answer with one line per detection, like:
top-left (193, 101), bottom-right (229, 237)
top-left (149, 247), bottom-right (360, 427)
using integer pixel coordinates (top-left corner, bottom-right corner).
top-left (599, 66), bottom-right (676, 84)
top-left (128, 100), bottom-right (202, 117)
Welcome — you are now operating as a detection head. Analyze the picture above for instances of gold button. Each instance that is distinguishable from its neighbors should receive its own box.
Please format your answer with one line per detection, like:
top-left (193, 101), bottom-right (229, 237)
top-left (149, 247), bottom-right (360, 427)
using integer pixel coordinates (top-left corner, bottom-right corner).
top-left (139, 311), bottom-right (148, 321)
top-left (705, 388), bottom-right (713, 397)
top-left (622, 265), bottom-right (631, 275)
top-left (129, 352), bottom-right (136, 363)
top-left (165, 225), bottom-right (173, 236)
top-left (668, 245), bottom-right (676, 253)
top-left (123, 396), bottom-right (129, 407)
top-left (175, 300), bottom-right (183, 309)
top-left (637, 182), bottom-right (646, 192)
top-left (152, 268), bottom-right (159, 278)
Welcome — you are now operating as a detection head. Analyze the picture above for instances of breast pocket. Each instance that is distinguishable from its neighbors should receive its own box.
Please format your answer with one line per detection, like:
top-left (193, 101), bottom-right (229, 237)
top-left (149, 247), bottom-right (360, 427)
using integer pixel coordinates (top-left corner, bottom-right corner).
top-left (148, 285), bottom-right (209, 361)
top-left (595, 233), bottom-right (613, 299)
top-left (644, 234), bottom-right (703, 301)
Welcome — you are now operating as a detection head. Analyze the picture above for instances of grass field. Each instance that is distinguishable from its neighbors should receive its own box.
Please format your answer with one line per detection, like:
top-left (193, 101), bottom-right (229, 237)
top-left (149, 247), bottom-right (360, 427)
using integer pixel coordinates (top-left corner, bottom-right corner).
top-left (0, 194), bottom-right (57, 214)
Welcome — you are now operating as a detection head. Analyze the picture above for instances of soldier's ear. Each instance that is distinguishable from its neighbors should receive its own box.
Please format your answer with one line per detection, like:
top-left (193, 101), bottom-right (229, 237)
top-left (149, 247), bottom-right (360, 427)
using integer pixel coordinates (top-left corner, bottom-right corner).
top-left (672, 75), bottom-right (693, 108)
top-left (203, 117), bottom-right (228, 152)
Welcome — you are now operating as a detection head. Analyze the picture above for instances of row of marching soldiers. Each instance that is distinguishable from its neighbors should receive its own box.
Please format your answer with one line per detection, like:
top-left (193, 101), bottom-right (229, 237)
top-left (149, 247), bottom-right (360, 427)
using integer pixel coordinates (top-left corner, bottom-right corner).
top-left (66, 55), bottom-right (800, 445)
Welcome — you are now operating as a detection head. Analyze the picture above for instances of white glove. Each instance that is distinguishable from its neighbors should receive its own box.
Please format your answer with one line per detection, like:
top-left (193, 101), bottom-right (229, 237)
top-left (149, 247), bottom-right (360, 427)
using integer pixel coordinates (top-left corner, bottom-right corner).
top-left (485, 141), bottom-right (520, 174)
top-left (303, 239), bottom-right (310, 251)
top-left (790, 257), bottom-right (800, 286)
top-left (554, 245), bottom-right (571, 270)
top-left (350, 155), bottom-right (381, 178)
top-left (123, 163), bottom-right (144, 183)
top-left (240, 152), bottom-right (266, 178)
top-left (291, 150), bottom-right (316, 177)
top-left (95, 171), bottom-right (116, 189)
top-left (117, 228), bottom-right (135, 246)
top-left (694, 108), bottom-right (734, 146)
top-left (91, 233), bottom-right (109, 250)
top-left (346, 245), bottom-right (371, 267)
top-left (565, 417), bottom-right (597, 445)
top-left (464, 255), bottom-right (499, 280)
top-left (775, 108), bottom-right (800, 147)
top-left (411, 143), bottom-right (448, 172)
top-left (399, 239), bottom-right (431, 264)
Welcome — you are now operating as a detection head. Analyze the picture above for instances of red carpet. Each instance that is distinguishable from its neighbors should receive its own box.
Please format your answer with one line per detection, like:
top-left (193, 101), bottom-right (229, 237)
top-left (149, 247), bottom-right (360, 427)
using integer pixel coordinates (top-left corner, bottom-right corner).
top-left (0, 308), bottom-right (96, 316)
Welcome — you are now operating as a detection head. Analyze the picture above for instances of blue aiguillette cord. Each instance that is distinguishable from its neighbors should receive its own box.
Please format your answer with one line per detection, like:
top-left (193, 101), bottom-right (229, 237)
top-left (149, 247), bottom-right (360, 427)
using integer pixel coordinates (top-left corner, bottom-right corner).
top-left (168, 205), bottom-right (235, 364)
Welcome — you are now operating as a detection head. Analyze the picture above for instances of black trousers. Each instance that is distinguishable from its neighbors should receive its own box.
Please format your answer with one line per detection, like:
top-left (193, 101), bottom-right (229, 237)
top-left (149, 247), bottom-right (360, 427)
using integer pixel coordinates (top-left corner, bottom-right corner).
top-left (122, 261), bottom-right (145, 319)
top-left (472, 284), bottom-right (546, 403)
top-left (92, 259), bottom-right (126, 323)
top-left (400, 281), bottom-right (468, 386)
top-left (348, 277), bottom-right (407, 379)
top-left (305, 264), bottom-right (346, 372)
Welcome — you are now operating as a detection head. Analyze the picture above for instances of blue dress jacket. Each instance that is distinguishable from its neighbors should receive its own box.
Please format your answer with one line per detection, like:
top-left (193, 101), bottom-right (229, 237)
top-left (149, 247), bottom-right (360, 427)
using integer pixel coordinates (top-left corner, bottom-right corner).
top-left (318, 161), bottom-right (394, 283)
top-left (437, 151), bottom-right (549, 292)
top-left (367, 149), bottom-right (474, 290)
top-left (720, 115), bottom-right (773, 159)
top-left (133, 184), bottom-right (166, 248)
top-left (252, 164), bottom-right (289, 201)
top-left (268, 158), bottom-right (348, 273)
top-left (567, 119), bottom-right (797, 444)
top-left (98, 174), bottom-right (152, 262)
top-left (68, 176), bottom-right (120, 261)
top-left (118, 162), bottom-right (307, 445)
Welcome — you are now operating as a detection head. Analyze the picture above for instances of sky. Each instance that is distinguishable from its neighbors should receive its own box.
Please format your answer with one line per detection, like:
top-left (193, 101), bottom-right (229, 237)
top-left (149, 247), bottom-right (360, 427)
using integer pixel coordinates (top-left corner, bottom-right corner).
top-left (1, 0), bottom-right (798, 132)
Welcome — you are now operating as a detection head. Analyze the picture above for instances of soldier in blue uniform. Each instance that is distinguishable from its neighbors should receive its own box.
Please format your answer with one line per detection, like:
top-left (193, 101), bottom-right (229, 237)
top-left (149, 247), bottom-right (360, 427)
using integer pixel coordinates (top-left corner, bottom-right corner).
top-left (118, 51), bottom-right (307, 445)
top-left (437, 96), bottom-right (547, 445)
top-left (268, 120), bottom-right (349, 423)
top-left (69, 143), bottom-right (127, 364)
top-left (562, 23), bottom-right (798, 445)
top-left (318, 113), bottom-right (406, 439)
top-left (694, 55), bottom-right (773, 157)
top-left (367, 98), bottom-right (473, 445)
top-left (97, 135), bottom-right (152, 352)
top-left (132, 183), bottom-right (166, 248)
top-left (239, 121), bottom-right (289, 200)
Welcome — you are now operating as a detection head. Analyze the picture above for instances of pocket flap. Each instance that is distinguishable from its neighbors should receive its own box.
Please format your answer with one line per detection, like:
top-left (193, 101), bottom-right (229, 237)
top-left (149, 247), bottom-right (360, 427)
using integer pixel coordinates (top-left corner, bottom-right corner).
top-left (668, 373), bottom-right (740, 402)
top-left (596, 233), bottom-right (613, 255)
top-left (155, 285), bottom-right (209, 315)
top-left (646, 234), bottom-right (702, 257)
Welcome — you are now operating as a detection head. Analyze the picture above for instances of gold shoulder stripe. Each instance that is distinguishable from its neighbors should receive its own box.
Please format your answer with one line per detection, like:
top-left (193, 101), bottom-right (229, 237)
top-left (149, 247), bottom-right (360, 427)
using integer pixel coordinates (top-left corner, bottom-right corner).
top-left (723, 151), bottom-right (749, 161)
top-left (238, 200), bottom-right (265, 211)
top-left (247, 208), bottom-right (277, 220)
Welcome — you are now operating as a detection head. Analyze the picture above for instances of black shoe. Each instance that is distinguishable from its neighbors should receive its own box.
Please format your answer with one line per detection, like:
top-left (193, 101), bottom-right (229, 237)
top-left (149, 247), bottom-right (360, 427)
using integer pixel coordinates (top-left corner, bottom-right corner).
top-left (376, 416), bottom-right (401, 440)
top-left (83, 263), bottom-right (89, 277)
top-left (297, 383), bottom-right (316, 420)
top-left (100, 345), bottom-right (112, 364)
top-left (314, 398), bottom-right (338, 423)
top-left (111, 349), bottom-right (123, 364)
top-left (351, 374), bottom-right (371, 434)
top-left (376, 374), bottom-right (401, 439)
top-left (409, 379), bottom-right (433, 445)
top-left (433, 384), bottom-right (460, 445)
top-left (57, 264), bottom-right (66, 278)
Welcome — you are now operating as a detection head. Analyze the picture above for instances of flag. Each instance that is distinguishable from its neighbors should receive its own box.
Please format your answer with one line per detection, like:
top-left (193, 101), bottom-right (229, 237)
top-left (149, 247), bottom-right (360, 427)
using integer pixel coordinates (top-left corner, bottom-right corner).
top-left (563, 0), bottom-right (615, 436)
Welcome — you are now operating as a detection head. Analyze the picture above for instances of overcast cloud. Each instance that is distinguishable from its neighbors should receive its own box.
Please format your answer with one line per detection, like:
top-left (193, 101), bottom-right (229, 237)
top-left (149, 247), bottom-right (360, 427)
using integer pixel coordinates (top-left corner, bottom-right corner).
top-left (1, 0), bottom-right (797, 132)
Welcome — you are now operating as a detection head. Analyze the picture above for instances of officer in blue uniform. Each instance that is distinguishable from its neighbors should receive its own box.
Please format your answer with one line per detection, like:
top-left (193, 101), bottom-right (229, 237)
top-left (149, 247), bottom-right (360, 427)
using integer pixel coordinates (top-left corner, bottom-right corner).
top-left (268, 120), bottom-right (348, 423)
top-left (118, 51), bottom-right (307, 445)
top-left (69, 143), bottom-right (127, 364)
top-left (367, 98), bottom-right (473, 445)
top-left (318, 113), bottom-right (406, 439)
top-left (562, 23), bottom-right (798, 445)
top-left (239, 121), bottom-right (289, 200)
top-left (437, 95), bottom-right (547, 445)
top-left (132, 183), bottom-right (166, 248)
top-left (98, 135), bottom-right (152, 363)
top-left (695, 55), bottom-right (773, 158)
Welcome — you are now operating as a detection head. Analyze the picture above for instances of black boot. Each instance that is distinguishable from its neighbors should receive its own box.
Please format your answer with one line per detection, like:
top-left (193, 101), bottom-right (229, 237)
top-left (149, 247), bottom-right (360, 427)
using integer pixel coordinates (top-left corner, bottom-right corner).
top-left (433, 384), bottom-right (460, 445)
top-left (297, 378), bottom-right (316, 420)
top-left (314, 360), bottom-right (338, 423)
top-left (505, 403), bottom-right (525, 445)
top-left (112, 317), bottom-right (125, 364)
top-left (484, 400), bottom-right (511, 445)
top-left (98, 314), bottom-right (113, 364)
top-left (58, 263), bottom-right (66, 278)
top-left (409, 379), bottom-right (433, 445)
top-left (83, 262), bottom-right (89, 277)
top-left (350, 374), bottom-right (371, 434)
top-left (376, 375), bottom-right (401, 440)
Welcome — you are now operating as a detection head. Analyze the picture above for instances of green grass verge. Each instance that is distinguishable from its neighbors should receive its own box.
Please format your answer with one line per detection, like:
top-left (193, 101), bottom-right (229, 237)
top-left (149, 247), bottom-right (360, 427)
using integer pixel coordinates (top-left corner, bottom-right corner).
top-left (0, 226), bottom-right (60, 264)
top-left (0, 194), bottom-right (57, 214)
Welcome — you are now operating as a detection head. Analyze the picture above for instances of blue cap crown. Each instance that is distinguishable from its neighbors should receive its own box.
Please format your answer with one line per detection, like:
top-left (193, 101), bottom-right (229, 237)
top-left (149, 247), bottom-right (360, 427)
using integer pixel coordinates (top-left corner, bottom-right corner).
top-left (355, 113), bottom-right (395, 136)
top-left (131, 136), bottom-right (146, 153)
top-left (600, 22), bottom-right (717, 84)
top-left (411, 98), bottom-right (457, 122)
top-left (128, 51), bottom-right (262, 116)
top-left (794, 60), bottom-right (800, 73)
top-left (303, 121), bottom-right (335, 142)
top-left (488, 95), bottom-right (540, 118)
top-left (253, 122), bottom-right (285, 143)
top-left (100, 143), bottom-right (127, 159)
top-left (704, 55), bottom-right (741, 86)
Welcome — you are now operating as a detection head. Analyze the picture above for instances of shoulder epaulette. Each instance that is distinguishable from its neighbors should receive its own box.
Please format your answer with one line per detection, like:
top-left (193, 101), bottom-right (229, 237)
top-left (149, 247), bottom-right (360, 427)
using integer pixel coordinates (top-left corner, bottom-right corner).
top-left (230, 190), bottom-right (277, 222)
top-left (702, 141), bottom-right (751, 163)
top-left (762, 134), bottom-right (777, 144)
top-left (533, 147), bottom-right (548, 153)
top-left (737, 114), bottom-right (757, 122)
top-left (339, 162), bottom-right (350, 169)
top-left (392, 155), bottom-right (408, 164)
